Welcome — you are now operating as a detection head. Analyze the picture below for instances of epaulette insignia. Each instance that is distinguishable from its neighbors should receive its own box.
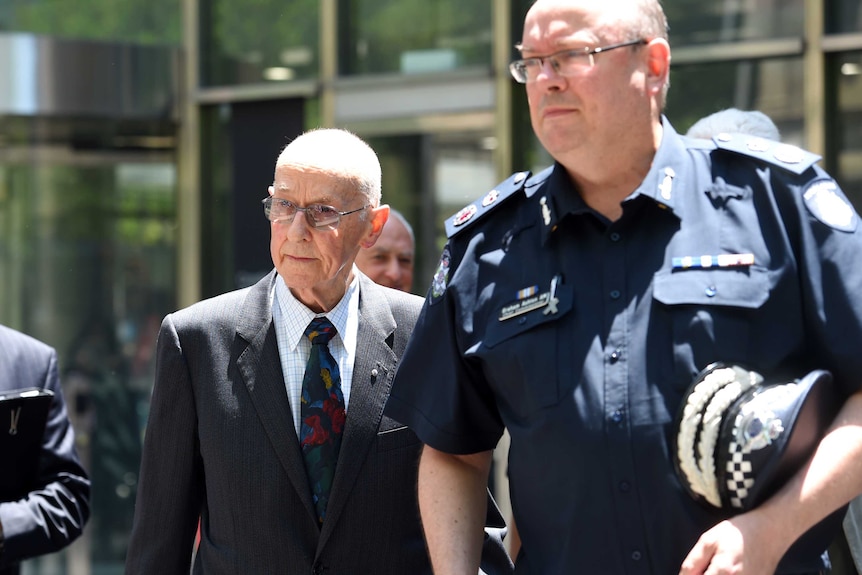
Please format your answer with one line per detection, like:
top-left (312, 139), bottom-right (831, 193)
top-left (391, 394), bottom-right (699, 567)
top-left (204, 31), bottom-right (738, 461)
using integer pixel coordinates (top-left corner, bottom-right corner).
top-left (444, 171), bottom-right (531, 238)
top-left (713, 133), bottom-right (821, 176)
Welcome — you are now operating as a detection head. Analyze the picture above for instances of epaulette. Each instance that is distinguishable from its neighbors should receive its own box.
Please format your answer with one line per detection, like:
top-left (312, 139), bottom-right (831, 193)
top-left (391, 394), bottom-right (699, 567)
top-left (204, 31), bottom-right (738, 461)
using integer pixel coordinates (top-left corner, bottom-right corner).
top-left (681, 135), bottom-right (718, 151)
top-left (712, 132), bottom-right (821, 176)
top-left (444, 170), bottom-right (531, 238)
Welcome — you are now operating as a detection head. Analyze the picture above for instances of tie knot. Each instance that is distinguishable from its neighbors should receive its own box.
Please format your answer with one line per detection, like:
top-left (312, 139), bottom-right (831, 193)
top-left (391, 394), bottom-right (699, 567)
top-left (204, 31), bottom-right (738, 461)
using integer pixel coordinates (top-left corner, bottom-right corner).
top-left (305, 317), bottom-right (336, 345)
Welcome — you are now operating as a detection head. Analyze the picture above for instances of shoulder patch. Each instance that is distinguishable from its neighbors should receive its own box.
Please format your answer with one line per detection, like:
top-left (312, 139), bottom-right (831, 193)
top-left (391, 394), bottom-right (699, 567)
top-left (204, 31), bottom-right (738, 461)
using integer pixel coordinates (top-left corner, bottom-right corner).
top-left (713, 133), bottom-right (821, 176)
top-left (429, 245), bottom-right (451, 304)
top-left (803, 178), bottom-right (858, 232)
top-left (444, 171), bottom-right (531, 238)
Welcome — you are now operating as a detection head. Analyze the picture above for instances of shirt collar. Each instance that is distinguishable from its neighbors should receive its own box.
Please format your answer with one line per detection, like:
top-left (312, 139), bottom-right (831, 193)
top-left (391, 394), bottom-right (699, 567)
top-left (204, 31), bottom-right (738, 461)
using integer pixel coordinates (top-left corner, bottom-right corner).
top-left (531, 116), bottom-right (692, 244)
top-left (626, 116), bottom-right (689, 215)
top-left (273, 272), bottom-right (360, 351)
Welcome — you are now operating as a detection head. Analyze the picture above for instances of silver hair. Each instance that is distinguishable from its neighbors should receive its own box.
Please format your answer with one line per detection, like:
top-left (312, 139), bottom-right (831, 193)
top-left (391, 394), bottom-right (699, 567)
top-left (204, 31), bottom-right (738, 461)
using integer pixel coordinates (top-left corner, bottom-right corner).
top-left (276, 128), bottom-right (383, 207)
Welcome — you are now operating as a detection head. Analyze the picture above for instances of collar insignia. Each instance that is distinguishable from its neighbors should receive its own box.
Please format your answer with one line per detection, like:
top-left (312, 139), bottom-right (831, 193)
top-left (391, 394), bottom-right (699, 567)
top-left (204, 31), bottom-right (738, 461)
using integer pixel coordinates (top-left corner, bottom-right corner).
top-left (540, 196), bottom-right (551, 226)
top-left (659, 166), bottom-right (675, 201)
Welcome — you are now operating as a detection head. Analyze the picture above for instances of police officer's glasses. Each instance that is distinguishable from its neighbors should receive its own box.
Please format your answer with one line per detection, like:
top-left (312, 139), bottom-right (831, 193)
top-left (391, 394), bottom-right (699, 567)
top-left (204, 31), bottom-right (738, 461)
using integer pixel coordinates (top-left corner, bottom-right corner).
top-left (509, 39), bottom-right (648, 84)
top-left (262, 197), bottom-right (369, 230)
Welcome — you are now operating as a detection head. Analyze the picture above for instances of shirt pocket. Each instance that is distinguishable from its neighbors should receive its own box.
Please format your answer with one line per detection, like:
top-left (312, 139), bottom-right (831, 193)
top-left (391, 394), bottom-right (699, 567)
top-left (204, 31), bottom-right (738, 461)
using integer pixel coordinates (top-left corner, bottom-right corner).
top-left (478, 283), bottom-right (574, 421)
top-left (653, 267), bottom-right (769, 389)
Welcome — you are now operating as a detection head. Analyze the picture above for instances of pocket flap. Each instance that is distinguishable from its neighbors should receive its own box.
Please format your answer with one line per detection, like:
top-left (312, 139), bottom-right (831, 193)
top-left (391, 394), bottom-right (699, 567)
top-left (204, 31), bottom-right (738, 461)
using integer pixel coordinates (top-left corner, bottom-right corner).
top-left (653, 267), bottom-right (769, 308)
top-left (485, 283), bottom-right (573, 348)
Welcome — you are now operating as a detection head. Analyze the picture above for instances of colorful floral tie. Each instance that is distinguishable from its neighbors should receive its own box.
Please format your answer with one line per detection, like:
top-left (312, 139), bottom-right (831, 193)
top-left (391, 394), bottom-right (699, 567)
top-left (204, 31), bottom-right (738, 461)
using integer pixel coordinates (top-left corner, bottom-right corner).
top-left (300, 317), bottom-right (345, 525)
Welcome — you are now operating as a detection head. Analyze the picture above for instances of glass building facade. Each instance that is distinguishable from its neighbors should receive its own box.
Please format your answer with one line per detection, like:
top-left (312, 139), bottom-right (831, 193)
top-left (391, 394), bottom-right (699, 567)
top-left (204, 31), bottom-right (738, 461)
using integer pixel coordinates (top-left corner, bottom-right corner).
top-left (1, 0), bottom-right (861, 572)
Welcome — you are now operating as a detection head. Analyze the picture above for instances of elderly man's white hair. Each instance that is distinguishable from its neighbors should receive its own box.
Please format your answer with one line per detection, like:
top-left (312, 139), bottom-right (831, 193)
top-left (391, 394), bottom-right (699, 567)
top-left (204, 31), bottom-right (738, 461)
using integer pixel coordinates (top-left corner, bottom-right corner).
top-left (277, 128), bottom-right (382, 206)
top-left (686, 108), bottom-right (781, 142)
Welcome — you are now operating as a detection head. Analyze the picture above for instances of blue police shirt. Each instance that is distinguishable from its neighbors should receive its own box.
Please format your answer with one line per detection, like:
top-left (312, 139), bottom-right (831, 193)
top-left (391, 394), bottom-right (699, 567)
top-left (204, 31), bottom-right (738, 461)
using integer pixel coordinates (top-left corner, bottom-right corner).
top-left (386, 118), bottom-right (862, 574)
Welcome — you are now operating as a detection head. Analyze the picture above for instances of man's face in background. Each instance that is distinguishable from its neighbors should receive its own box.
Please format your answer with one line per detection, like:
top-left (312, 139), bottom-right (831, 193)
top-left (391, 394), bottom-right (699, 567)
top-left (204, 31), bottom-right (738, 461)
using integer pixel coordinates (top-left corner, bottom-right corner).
top-left (355, 214), bottom-right (414, 292)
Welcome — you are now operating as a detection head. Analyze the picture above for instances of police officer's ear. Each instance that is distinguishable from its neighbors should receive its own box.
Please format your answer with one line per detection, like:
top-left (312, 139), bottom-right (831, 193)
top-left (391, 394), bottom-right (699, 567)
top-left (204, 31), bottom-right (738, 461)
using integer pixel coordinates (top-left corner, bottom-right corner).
top-left (644, 38), bottom-right (670, 97)
top-left (360, 204), bottom-right (390, 249)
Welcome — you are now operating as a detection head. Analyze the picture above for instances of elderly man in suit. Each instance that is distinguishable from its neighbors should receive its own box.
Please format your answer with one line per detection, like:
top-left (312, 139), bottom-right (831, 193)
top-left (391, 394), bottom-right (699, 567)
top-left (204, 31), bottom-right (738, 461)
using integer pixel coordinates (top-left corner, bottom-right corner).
top-left (0, 324), bottom-right (90, 575)
top-left (125, 128), bottom-right (511, 574)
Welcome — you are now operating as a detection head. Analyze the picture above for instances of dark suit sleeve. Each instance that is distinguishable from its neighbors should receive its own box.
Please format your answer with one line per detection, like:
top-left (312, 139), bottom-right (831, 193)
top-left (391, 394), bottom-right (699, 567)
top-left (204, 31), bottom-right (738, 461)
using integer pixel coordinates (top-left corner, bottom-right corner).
top-left (0, 342), bottom-right (90, 566)
top-left (125, 315), bottom-right (203, 574)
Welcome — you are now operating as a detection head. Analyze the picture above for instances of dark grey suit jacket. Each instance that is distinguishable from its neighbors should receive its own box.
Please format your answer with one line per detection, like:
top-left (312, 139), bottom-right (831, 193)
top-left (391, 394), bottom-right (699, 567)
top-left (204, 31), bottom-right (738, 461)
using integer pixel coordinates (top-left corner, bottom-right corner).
top-left (0, 325), bottom-right (90, 575)
top-left (125, 270), bottom-right (511, 574)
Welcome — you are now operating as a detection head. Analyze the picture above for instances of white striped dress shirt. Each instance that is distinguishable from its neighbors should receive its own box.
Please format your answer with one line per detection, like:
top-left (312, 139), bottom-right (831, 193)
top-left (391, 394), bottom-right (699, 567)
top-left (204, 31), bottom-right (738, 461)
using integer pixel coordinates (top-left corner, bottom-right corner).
top-left (271, 272), bottom-right (360, 438)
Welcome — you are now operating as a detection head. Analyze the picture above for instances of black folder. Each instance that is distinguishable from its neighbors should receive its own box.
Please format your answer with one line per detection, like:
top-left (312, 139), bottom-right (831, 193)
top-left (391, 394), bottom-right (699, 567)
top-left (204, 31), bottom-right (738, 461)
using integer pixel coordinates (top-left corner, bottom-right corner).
top-left (0, 387), bottom-right (53, 500)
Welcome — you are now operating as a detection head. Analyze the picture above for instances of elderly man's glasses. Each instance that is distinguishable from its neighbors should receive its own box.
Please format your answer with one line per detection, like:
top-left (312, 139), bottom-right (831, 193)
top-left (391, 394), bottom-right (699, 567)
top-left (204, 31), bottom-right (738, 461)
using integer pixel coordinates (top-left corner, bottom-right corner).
top-left (509, 39), bottom-right (647, 84)
top-left (262, 197), bottom-right (369, 230)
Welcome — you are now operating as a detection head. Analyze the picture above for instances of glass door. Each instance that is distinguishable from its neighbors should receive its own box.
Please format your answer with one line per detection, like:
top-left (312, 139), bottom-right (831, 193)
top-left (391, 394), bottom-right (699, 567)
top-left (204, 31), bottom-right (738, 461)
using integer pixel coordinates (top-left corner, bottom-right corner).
top-left (0, 126), bottom-right (177, 574)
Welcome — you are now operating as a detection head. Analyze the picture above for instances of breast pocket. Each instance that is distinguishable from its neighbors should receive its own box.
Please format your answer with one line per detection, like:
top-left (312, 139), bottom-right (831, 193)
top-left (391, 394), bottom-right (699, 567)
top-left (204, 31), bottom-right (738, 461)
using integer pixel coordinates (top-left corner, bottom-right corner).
top-left (653, 267), bottom-right (769, 388)
top-left (477, 283), bottom-right (574, 421)
top-left (376, 418), bottom-right (422, 452)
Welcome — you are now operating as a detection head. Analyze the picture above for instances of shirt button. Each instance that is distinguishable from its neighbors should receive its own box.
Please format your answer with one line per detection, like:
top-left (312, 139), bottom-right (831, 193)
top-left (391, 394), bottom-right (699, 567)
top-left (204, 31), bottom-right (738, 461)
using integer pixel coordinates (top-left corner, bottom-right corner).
top-left (619, 481), bottom-right (631, 493)
top-left (609, 349), bottom-right (622, 363)
top-left (609, 289), bottom-right (621, 300)
top-left (631, 550), bottom-right (642, 561)
top-left (611, 409), bottom-right (624, 423)
top-left (610, 232), bottom-right (621, 242)
top-left (705, 285), bottom-right (717, 297)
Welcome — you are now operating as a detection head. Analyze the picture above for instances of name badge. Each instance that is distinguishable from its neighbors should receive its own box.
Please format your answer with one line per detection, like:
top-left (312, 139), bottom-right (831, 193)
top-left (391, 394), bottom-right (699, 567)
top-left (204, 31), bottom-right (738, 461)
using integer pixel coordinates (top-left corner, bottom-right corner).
top-left (499, 276), bottom-right (561, 321)
top-left (499, 292), bottom-right (551, 321)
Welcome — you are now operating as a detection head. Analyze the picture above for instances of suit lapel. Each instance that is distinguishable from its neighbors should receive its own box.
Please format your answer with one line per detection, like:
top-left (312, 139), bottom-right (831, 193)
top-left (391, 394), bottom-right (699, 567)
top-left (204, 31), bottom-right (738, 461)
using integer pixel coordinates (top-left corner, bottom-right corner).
top-left (318, 277), bottom-right (399, 546)
top-left (235, 270), bottom-right (318, 523)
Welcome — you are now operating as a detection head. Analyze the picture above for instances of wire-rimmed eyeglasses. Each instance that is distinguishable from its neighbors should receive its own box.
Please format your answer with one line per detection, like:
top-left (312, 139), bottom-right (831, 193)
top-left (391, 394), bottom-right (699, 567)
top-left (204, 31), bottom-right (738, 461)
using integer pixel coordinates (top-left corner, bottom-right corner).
top-left (262, 197), bottom-right (369, 230)
top-left (509, 39), bottom-right (648, 84)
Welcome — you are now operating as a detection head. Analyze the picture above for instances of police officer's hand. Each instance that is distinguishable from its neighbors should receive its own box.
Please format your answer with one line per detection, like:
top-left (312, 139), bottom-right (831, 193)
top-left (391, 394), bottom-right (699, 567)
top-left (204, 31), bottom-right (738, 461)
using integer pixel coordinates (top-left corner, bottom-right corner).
top-left (678, 513), bottom-right (785, 575)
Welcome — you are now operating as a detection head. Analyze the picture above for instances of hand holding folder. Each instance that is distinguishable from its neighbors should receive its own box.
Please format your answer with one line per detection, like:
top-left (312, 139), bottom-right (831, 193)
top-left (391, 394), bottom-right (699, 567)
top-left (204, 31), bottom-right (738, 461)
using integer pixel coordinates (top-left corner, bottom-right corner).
top-left (0, 387), bottom-right (54, 500)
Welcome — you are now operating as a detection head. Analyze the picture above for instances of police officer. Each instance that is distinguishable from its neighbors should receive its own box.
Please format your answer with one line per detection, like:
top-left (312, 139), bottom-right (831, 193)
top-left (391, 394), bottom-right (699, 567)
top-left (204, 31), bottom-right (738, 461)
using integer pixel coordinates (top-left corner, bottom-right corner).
top-left (384, 0), bottom-right (862, 573)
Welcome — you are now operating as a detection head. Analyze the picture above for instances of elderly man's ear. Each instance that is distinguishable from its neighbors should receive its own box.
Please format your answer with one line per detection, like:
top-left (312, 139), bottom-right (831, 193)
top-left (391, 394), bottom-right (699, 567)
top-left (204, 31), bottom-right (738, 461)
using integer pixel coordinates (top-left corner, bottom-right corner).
top-left (645, 38), bottom-right (671, 93)
top-left (361, 204), bottom-right (390, 248)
